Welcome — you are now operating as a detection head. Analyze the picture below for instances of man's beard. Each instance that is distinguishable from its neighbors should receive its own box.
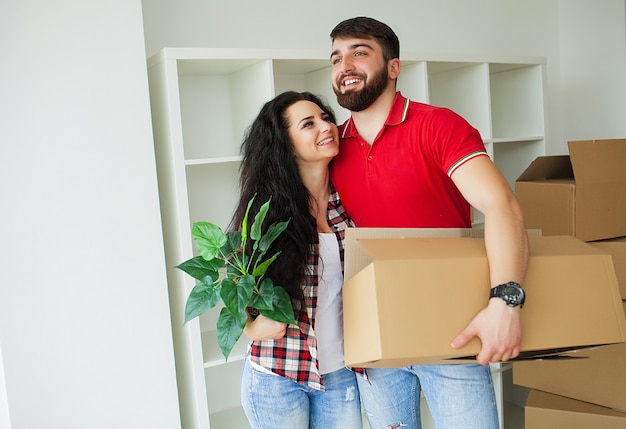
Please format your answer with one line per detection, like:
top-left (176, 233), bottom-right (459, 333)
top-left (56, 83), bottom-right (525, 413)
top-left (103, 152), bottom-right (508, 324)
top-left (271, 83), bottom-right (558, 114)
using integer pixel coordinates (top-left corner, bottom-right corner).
top-left (334, 65), bottom-right (389, 112)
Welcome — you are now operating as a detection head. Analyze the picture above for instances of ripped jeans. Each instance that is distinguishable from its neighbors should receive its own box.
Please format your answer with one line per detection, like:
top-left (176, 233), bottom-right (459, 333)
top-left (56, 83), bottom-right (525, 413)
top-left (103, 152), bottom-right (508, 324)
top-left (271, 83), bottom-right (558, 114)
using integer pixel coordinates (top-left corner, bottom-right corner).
top-left (241, 359), bottom-right (362, 429)
top-left (357, 364), bottom-right (498, 429)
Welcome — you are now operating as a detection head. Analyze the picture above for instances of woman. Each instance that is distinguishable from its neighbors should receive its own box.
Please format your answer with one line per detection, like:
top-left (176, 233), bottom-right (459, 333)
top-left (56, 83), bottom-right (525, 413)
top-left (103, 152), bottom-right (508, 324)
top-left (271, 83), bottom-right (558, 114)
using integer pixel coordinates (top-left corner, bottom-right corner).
top-left (232, 91), bottom-right (361, 429)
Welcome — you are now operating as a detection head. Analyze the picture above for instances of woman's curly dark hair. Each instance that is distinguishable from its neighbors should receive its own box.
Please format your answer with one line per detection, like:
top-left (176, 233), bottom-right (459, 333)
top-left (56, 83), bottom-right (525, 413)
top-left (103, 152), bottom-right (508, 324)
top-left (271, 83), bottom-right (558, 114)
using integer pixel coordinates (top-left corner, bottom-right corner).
top-left (229, 91), bottom-right (337, 312)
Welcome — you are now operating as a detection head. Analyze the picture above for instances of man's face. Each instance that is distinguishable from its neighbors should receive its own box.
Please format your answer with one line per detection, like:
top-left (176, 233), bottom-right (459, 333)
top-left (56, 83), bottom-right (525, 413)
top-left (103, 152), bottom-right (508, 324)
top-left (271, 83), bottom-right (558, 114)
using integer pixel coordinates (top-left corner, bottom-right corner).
top-left (330, 37), bottom-right (390, 112)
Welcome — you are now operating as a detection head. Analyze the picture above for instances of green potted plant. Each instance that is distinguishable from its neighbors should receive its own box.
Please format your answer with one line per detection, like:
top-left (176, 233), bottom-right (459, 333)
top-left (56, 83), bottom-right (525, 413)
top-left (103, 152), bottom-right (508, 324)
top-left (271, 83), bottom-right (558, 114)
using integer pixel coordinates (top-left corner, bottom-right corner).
top-left (176, 196), bottom-right (297, 360)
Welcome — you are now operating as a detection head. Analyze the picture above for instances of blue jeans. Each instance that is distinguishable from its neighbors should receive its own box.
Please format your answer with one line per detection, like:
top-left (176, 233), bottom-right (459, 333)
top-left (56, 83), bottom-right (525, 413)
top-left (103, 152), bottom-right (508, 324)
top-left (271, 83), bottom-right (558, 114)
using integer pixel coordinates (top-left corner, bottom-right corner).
top-left (357, 364), bottom-right (498, 429)
top-left (241, 359), bottom-right (362, 429)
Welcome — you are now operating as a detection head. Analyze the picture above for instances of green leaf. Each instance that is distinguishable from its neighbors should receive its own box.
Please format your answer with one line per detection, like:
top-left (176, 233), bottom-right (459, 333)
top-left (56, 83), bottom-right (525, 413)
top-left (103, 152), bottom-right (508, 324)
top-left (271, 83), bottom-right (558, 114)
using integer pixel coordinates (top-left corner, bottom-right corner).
top-left (241, 196), bottom-right (255, 244)
top-left (259, 285), bottom-right (296, 325)
top-left (252, 251), bottom-right (280, 277)
top-left (192, 222), bottom-right (228, 261)
top-left (175, 256), bottom-right (222, 281)
top-left (250, 197), bottom-right (271, 242)
top-left (258, 220), bottom-right (290, 254)
top-left (183, 277), bottom-right (221, 324)
top-left (216, 307), bottom-right (246, 361)
top-left (248, 278), bottom-right (275, 311)
top-left (220, 275), bottom-right (254, 317)
top-left (222, 230), bottom-right (243, 256)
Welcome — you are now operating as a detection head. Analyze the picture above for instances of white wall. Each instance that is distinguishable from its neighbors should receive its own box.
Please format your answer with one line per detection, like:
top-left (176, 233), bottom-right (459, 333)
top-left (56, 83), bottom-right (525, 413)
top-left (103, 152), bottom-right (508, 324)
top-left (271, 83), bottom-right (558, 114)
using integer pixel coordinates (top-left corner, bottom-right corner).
top-left (0, 1), bottom-right (180, 428)
top-left (556, 0), bottom-right (626, 147)
top-left (0, 342), bottom-right (10, 429)
top-left (141, 0), bottom-right (626, 155)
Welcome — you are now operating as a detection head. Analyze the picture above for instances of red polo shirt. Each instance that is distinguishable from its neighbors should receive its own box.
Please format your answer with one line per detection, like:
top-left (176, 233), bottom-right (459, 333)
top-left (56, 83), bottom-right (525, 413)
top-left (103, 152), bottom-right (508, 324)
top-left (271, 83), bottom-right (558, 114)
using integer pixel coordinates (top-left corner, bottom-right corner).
top-left (330, 92), bottom-right (488, 228)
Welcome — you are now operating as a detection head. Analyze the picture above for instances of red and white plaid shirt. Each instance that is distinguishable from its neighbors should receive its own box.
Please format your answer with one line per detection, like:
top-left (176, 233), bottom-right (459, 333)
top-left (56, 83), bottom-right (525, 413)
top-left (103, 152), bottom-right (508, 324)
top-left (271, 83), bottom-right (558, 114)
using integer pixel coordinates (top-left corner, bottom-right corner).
top-left (247, 187), bottom-right (357, 391)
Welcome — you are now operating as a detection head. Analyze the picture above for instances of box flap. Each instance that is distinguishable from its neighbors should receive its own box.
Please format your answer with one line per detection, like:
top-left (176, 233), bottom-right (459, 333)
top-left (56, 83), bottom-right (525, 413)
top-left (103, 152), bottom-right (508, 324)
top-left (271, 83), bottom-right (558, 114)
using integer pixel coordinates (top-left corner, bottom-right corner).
top-left (526, 390), bottom-right (626, 420)
top-left (515, 342), bottom-right (626, 413)
top-left (569, 139), bottom-right (626, 241)
top-left (568, 139), bottom-right (626, 184)
top-left (516, 155), bottom-right (573, 182)
top-left (590, 237), bottom-right (626, 299)
top-left (345, 228), bottom-right (541, 279)
top-left (357, 237), bottom-right (488, 263)
top-left (344, 228), bottom-right (478, 280)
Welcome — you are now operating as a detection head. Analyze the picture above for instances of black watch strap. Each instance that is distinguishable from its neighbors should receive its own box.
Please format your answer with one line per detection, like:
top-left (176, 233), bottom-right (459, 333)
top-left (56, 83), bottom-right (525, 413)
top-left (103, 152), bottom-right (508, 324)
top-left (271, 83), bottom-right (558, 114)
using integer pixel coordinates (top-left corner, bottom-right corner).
top-left (490, 281), bottom-right (525, 308)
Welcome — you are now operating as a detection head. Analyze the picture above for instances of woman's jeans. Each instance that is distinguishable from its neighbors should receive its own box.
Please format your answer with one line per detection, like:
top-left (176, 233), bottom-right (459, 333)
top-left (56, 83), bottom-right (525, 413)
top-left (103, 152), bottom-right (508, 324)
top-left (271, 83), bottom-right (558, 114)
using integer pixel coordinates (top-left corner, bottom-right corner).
top-left (357, 364), bottom-right (498, 429)
top-left (241, 359), bottom-right (362, 429)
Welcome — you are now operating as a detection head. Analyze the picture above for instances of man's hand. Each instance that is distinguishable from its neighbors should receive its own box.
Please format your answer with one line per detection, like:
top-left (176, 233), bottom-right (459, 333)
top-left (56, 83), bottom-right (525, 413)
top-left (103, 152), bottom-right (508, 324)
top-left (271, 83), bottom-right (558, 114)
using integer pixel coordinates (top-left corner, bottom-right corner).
top-left (243, 313), bottom-right (287, 341)
top-left (450, 298), bottom-right (522, 366)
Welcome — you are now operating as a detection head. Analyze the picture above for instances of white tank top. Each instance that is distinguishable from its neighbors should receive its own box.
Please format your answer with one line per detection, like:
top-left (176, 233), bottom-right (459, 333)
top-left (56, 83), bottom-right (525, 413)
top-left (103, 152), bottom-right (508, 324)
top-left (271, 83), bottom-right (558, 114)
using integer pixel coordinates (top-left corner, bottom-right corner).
top-left (315, 233), bottom-right (345, 375)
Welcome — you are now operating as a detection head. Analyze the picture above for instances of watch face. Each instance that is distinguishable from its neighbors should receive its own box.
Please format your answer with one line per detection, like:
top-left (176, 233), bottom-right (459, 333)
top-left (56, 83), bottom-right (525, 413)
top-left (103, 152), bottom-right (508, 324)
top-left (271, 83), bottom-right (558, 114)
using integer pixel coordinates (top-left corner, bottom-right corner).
top-left (504, 284), bottom-right (524, 306)
top-left (504, 285), bottom-right (520, 296)
top-left (490, 282), bottom-right (525, 307)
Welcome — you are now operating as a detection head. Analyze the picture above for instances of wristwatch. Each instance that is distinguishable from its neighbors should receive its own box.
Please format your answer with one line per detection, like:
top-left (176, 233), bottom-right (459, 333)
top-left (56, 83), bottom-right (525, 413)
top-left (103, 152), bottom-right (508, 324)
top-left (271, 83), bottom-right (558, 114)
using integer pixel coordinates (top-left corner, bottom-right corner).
top-left (489, 281), bottom-right (526, 308)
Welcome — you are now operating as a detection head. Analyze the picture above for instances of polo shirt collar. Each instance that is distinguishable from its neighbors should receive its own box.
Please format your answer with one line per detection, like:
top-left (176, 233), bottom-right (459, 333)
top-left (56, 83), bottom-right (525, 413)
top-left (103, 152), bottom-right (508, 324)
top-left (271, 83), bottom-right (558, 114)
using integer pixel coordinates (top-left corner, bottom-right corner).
top-left (341, 92), bottom-right (409, 139)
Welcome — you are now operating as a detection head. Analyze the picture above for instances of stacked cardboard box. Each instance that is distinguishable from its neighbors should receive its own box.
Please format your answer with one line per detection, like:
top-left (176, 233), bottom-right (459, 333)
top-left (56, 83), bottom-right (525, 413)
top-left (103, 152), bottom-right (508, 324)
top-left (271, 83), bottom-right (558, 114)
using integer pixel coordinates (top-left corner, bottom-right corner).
top-left (514, 307), bottom-right (626, 409)
top-left (525, 390), bottom-right (626, 429)
top-left (515, 138), bottom-right (626, 242)
top-left (514, 304), bottom-right (626, 427)
top-left (513, 138), bottom-right (626, 426)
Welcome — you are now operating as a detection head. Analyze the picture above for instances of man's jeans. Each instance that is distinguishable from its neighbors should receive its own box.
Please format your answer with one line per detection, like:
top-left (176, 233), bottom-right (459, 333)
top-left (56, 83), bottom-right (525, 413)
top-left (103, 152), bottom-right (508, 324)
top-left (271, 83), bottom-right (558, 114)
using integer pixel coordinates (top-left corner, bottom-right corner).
top-left (357, 364), bottom-right (498, 429)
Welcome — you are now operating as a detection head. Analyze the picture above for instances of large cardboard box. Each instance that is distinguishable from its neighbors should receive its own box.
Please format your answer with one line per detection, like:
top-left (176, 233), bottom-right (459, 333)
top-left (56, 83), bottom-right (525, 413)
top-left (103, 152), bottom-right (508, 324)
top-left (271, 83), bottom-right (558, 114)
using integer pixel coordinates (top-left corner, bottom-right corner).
top-left (513, 302), bottom-right (626, 412)
top-left (589, 237), bottom-right (626, 299)
top-left (343, 229), bottom-right (626, 368)
top-left (515, 138), bottom-right (626, 242)
top-left (524, 390), bottom-right (626, 429)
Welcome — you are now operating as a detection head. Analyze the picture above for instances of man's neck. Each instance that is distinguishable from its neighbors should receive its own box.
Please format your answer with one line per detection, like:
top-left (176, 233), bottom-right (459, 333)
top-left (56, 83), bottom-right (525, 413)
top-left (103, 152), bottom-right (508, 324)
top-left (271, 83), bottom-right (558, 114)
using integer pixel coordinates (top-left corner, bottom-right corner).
top-left (350, 89), bottom-right (397, 146)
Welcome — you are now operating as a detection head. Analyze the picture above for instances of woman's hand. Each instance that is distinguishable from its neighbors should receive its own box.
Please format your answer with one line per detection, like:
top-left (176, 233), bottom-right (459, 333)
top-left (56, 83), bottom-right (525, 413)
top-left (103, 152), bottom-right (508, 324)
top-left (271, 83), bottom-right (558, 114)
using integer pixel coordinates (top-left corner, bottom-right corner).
top-left (243, 313), bottom-right (287, 341)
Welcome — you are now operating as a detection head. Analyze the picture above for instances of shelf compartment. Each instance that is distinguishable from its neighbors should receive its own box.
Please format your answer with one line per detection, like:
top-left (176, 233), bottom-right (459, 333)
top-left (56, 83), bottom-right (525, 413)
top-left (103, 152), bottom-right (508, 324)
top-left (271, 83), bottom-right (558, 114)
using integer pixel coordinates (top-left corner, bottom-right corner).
top-left (186, 162), bottom-right (241, 231)
top-left (492, 138), bottom-right (545, 190)
top-left (204, 360), bottom-right (246, 415)
top-left (490, 63), bottom-right (545, 139)
top-left (178, 59), bottom-right (274, 160)
top-left (427, 62), bottom-right (491, 139)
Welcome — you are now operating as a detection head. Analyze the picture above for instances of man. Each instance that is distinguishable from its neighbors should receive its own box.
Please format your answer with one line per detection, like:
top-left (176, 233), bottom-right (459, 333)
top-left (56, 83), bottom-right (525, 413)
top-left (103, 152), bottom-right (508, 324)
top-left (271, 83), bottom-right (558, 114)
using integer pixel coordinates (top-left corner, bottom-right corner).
top-left (329, 17), bottom-right (529, 429)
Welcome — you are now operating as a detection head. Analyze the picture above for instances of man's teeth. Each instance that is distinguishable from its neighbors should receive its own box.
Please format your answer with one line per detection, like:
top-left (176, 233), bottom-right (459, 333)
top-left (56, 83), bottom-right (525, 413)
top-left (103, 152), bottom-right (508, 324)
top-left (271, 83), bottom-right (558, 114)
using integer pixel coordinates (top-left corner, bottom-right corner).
top-left (344, 78), bottom-right (361, 86)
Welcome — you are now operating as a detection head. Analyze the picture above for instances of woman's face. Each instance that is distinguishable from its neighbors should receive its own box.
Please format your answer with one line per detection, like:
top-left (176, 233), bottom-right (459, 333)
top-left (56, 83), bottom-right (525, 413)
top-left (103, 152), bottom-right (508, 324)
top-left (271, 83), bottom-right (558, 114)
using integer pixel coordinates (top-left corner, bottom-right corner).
top-left (285, 100), bottom-right (339, 166)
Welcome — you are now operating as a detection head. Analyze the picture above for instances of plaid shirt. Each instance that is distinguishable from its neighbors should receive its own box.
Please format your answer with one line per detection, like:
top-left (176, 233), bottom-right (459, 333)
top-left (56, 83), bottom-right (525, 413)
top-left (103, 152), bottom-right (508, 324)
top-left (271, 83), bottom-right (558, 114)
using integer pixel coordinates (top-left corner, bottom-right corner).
top-left (247, 187), bottom-right (357, 391)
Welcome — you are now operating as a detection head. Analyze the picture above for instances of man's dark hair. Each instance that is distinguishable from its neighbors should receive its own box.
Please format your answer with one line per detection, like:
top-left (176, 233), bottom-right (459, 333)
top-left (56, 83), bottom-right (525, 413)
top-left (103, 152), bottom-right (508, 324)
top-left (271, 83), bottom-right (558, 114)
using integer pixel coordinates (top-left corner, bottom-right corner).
top-left (330, 17), bottom-right (400, 62)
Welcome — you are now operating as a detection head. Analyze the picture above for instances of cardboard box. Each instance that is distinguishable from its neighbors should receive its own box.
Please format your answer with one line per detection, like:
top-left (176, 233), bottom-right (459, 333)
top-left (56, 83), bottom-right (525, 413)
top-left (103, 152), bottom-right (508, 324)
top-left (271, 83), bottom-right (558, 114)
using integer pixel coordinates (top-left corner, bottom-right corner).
top-left (343, 229), bottom-right (626, 367)
top-left (589, 237), bottom-right (626, 299)
top-left (513, 303), bottom-right (626, 412)
top-left (515, 138), bottom-right (626, 242)
top-left (524, 390), bottom-right (626, 429)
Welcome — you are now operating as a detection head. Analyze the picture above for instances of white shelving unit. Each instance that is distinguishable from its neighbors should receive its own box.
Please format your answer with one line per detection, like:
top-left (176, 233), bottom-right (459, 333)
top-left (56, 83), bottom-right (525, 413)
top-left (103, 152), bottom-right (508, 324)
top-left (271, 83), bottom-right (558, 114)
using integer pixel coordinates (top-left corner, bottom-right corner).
top-left (147, 48), bottom-right (546, 429)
